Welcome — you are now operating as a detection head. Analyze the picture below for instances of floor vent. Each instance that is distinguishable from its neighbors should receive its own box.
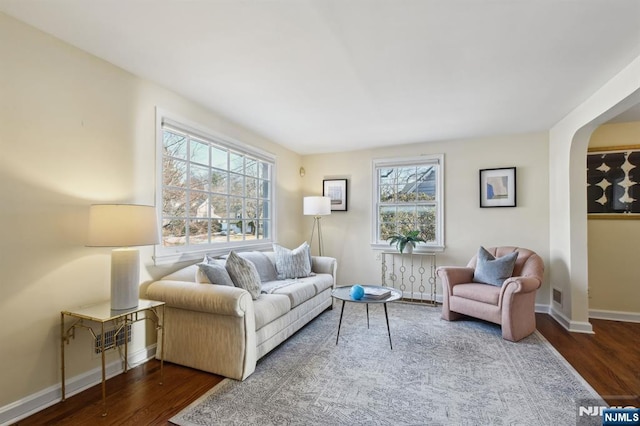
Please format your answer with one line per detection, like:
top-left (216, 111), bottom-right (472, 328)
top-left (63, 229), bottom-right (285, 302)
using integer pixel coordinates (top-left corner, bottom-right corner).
top-left (552, 288), bottom-right (563, 306)
top-left (94, 325), bottom-right (131, 354)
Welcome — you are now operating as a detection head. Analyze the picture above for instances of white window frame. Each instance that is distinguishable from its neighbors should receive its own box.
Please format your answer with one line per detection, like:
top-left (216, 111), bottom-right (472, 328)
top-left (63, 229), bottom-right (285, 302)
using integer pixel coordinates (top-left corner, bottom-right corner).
top-left (154, 109), bottom-right (277, 265)
top-left (371, 154), bottom-right (445, 252)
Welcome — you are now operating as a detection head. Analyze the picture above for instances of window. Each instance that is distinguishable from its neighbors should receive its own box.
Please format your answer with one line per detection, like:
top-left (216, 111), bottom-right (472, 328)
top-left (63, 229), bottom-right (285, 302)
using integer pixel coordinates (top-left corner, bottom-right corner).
top-left (156, 112), bottom-right (275, 263)
top-left (372, 155), bottom-right (444, 250)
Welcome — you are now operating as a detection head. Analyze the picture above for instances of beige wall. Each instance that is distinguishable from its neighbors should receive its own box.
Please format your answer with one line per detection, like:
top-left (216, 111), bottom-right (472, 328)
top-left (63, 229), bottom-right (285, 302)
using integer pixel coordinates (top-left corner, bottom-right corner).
top-left (588, 122), bottom-right (640, 313)
top-left (0, 14), bottom-right (302, 408)
top-left (302, 132), bottom-right (550, 302)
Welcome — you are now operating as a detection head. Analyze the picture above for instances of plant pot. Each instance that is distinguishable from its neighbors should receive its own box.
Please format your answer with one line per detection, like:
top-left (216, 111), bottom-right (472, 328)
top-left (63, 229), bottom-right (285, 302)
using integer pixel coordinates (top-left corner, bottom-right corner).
top-left (403, 244), bottom-right (414, 254)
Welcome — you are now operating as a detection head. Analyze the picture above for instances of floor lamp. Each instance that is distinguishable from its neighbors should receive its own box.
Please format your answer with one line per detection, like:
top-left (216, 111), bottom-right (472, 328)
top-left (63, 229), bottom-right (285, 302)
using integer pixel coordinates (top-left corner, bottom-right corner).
top-left (88, 204), bottom-right (160, 311)
top-left (303, 196), bottom-right (331, 256)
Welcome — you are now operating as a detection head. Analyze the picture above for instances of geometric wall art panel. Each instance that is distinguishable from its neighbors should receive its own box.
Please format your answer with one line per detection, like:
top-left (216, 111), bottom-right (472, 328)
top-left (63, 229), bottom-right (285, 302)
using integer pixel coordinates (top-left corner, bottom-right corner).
top-left (587, 146), bottom-right (640, 218)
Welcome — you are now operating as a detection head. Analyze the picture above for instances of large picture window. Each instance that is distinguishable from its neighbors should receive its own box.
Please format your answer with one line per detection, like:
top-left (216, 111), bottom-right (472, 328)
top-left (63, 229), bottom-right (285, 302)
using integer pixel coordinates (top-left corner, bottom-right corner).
top-left (156, 112), bottom-right (275, 263)
top-left (372, 155), bottom-right (444, 250)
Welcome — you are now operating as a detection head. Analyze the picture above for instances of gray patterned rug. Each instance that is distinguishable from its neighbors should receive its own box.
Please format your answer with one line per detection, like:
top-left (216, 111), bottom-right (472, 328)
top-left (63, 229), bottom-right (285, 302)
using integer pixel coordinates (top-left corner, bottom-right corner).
top-left (170, 302), bottom-right (604, 426)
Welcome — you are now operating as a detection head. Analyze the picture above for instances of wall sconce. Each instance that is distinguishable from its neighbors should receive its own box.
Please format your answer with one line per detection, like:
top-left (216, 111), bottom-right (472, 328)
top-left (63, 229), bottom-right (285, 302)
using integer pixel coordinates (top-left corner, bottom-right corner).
top-left (299, 167), bottom-right (306, 177)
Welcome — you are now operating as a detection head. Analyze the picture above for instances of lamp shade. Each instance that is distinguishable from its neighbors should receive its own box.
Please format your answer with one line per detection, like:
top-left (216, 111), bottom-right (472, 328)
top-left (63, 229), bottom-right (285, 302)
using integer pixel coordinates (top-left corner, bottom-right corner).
top-left (88, 204), bottom-right (159, 247)
top-left (303, 196), bottom-right (331, 216)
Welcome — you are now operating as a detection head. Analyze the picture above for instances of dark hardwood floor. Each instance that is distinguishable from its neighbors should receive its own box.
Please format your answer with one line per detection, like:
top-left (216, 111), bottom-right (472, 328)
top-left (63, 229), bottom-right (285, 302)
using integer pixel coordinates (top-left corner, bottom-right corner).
top-left (15, 361), bottom-right (223, 426)
top-left (15, 314), bottom-right (639, 425)
top-left (536, 314), bottom-right (640, 407)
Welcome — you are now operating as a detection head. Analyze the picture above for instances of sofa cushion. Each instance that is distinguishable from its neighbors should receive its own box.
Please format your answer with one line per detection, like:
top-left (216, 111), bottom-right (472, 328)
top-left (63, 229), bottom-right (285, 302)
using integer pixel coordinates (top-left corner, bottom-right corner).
top-left (273, 242), bottom-right (312, 279)
top-left (197, 262), bottom-right (235, 286)
top-left (225, 251), bottom-right (262, 300)
top-left (307, 274), bottom-right (333, 294)
top-left (253, 294), bottom-right (291, 330)
top-left (268, 280), bottom-right (317, 309)
top-left (473, 246), bottom-right (517, 286)
top-left (452, 283), bottom-right (501, 305)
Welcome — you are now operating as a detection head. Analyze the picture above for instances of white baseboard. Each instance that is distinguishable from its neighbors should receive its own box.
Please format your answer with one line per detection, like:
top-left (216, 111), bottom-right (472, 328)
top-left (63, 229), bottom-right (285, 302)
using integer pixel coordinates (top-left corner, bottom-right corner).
top-left (535, 303), bottom-right (551, 314)
top-left (549, 307), bottom-right (594, 334)
top-left (0, 344), bottom-right (157, 426)
top-left (589, 309), bottom-right (640, 323)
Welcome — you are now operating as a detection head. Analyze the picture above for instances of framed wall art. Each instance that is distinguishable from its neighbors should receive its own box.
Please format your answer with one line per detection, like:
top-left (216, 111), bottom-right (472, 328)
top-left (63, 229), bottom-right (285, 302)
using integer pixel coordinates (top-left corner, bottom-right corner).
top-left (323, 179), bottom-right (348, 211)
top-left (587, 145), bottom-right (640, 219)
top-left (479, 167), bottom-right (516, 208)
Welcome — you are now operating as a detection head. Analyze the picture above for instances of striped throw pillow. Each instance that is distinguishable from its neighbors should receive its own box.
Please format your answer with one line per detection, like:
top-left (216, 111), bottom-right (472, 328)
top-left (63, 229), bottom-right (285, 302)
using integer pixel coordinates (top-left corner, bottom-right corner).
top-left (273, 242), bottom-right (312, 279)
top-left (225, 251), bottom-right (261, 299)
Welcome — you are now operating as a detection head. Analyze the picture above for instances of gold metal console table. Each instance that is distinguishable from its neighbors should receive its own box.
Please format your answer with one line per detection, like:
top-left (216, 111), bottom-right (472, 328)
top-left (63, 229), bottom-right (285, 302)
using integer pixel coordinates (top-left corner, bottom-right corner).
top-left (381, 251), bottom-right (437, 305)
top-left (60, 299), bottom-right (165, 416)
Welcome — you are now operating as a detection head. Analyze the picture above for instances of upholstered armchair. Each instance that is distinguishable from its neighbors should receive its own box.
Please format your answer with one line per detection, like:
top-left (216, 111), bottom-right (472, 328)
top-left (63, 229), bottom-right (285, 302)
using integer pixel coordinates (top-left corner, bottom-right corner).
top-left (437, 246), bottom-right (544, 342)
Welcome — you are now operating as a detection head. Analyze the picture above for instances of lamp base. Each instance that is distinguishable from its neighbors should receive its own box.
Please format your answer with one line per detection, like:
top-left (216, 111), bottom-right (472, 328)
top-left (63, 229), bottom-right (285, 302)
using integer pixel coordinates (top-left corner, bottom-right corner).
top-left (111, 248), bottom-right (140, 311)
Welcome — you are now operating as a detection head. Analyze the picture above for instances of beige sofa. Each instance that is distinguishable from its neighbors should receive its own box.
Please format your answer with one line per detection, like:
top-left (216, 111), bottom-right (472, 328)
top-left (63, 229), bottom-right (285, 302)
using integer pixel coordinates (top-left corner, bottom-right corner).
top-left (146, 252), bottom-right (337, 380)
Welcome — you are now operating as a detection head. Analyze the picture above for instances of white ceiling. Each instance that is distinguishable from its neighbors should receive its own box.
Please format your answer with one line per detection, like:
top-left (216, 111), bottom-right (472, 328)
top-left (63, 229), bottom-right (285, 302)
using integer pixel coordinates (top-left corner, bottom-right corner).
top-left (2, 0), bottom-right (640, 154)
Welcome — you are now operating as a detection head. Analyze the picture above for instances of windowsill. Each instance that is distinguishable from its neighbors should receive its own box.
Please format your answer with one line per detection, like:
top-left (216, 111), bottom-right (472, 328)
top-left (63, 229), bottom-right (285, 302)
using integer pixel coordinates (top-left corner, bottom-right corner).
top-left (370, 243), bottom-right (445, 253)
top-left (154, 241), bottom-right (274, 265)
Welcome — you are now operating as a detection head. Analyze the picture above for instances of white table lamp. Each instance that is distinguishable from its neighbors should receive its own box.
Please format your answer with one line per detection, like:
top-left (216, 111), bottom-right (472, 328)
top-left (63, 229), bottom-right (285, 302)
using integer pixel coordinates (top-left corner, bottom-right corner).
top-left (303, 196), bottom-right (331, 256)
top-left (88, 204), bottom-right (159, 310)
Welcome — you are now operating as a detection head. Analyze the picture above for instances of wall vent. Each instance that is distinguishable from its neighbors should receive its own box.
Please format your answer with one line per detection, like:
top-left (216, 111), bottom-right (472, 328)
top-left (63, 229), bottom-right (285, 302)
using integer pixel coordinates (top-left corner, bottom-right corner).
top-left (94, 325), bottom-right (131, 354)
top-left (552, 288), bottom-right (563, 306)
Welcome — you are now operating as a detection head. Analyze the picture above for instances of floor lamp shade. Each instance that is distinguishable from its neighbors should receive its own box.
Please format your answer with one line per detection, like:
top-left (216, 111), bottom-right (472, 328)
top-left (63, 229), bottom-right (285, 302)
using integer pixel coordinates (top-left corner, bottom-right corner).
top-left (303, 196), bottom-right (331, 216)
top-left (88, 204), bottom-right (160, 310)
top-left (303, 196), bottom-right (331, 256)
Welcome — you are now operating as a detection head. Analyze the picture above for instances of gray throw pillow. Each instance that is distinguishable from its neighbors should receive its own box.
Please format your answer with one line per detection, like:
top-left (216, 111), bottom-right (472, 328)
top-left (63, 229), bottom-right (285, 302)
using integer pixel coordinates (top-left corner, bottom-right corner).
top-left (473, 246), bottom-right (518, 286)
top-left (225, 251), bottom-right (261, 299)
top-left (273, 242), bottom-right (312, 279)
top-left (197, 262), bottom-right (235, 287)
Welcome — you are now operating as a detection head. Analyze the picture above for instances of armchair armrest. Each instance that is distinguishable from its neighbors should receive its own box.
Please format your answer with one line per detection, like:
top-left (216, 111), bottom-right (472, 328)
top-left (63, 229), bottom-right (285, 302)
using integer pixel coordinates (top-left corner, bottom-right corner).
top-left (499, 276), bottom-right (542, 306)
top-left (502, 276), bottom-right (542, 294)
top-left (436, 266), bottom-right (474, 292)
top-left (146, 280), bottom-right (251, 317)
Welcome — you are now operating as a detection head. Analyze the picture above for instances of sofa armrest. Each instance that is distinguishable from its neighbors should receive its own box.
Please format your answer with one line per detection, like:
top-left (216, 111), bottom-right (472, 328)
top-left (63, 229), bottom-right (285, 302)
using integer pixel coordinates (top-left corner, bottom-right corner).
top-left (146, 280), bottom-right (251, 317)
top-left (436, 266), bottom-right (474, 292)
top-left (312, 256), bottom-right (337, 284)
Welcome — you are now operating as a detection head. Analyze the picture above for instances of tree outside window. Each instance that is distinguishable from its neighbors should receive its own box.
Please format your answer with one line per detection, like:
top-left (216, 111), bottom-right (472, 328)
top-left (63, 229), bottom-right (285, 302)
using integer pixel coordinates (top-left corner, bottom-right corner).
top-left (374, 156), bottom-right (443, 249)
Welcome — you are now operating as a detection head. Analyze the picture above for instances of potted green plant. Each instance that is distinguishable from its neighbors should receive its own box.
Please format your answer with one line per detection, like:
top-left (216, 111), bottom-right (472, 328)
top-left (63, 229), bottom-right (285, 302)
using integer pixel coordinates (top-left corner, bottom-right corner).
top-left (386, 230), bottom-right (426, 254)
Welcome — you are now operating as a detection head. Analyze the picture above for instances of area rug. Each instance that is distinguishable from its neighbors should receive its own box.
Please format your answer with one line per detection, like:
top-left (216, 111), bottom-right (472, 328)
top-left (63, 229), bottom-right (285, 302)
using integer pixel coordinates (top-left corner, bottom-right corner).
top-left (170, 302), bottom-right (604, 426)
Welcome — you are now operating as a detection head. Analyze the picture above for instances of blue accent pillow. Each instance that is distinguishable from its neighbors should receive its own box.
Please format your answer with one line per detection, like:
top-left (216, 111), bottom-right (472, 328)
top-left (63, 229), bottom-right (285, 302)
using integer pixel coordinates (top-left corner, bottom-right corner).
top-left (197, 262), bottom-right (235, 287)
top-left (473, 247), bottom-right (518, 286)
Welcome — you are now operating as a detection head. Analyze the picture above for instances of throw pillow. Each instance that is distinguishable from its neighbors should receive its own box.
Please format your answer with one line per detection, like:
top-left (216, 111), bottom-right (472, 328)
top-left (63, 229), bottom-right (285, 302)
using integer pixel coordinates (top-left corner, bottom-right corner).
top-left (473, 246), bottom-right (518, 286)
top-left (197, 262), bottom-right (235, 287)
top-left (273, 242), bottom-right (312, 279)
top-left (225, 251), bottom-right (262, 299)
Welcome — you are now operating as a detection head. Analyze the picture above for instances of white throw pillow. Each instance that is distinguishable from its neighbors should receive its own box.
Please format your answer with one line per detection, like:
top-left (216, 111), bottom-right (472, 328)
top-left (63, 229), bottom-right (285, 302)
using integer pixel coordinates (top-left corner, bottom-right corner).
top-left (273, 242), bottom-right (312, 279)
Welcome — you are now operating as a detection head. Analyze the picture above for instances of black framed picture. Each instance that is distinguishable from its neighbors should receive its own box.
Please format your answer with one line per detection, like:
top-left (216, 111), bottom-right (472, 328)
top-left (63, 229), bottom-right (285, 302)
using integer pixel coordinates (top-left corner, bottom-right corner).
top-left (479, 167), bottom-right (516, 208)
top-left (323, 179), bottom-right (348, 211)
top-left (587, 145), bottom-right (640, 219)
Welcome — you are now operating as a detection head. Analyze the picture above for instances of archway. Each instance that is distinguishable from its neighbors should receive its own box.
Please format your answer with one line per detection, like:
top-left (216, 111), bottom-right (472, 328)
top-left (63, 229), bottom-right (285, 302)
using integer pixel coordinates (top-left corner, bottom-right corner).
top-left (549, 55), bottom-right (640, 332)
